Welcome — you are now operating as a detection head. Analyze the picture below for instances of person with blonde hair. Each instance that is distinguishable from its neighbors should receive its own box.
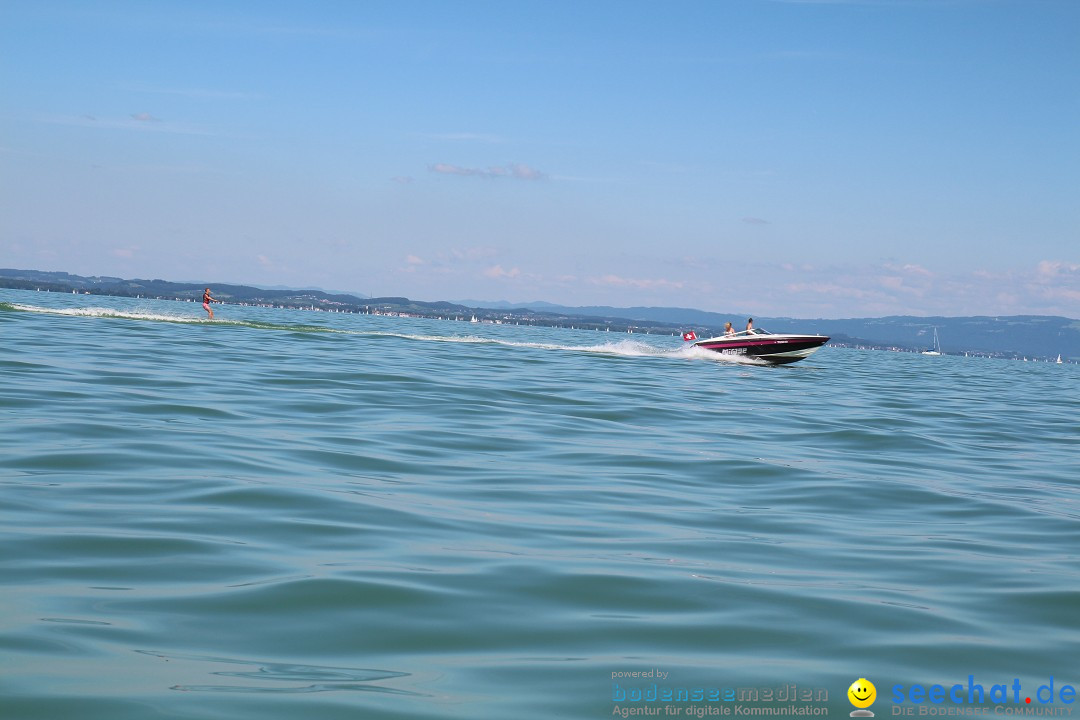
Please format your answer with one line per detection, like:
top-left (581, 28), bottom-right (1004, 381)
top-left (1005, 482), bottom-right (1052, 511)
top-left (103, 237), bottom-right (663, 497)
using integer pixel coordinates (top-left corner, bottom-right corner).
top-left (202, 288), bottom-right (220, 320)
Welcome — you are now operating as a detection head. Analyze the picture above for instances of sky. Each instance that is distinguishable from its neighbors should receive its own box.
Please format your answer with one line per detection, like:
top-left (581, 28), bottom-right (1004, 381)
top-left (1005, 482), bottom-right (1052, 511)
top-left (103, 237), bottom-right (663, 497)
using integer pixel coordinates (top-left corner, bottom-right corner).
top-left (1, 0), bottom-right (1078, 319)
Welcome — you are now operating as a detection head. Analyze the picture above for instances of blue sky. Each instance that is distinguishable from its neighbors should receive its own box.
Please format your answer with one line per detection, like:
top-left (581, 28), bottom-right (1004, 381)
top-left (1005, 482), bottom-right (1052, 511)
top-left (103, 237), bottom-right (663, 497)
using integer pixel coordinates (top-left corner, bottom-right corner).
top-left (2, 0), bottom-right (1078, 318)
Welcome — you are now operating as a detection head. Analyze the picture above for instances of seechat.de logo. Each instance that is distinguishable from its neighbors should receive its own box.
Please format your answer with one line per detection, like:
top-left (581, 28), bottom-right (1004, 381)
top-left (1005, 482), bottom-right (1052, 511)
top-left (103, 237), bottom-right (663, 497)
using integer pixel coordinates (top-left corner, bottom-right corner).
top-left (849, 678), bottom-right (877, 717)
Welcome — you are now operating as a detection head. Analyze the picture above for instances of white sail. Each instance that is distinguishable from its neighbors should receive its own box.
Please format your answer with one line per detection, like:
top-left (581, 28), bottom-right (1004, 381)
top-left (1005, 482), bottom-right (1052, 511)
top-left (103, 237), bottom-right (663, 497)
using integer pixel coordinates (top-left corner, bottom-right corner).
top-left (922, 327), bottom-right (941, 356)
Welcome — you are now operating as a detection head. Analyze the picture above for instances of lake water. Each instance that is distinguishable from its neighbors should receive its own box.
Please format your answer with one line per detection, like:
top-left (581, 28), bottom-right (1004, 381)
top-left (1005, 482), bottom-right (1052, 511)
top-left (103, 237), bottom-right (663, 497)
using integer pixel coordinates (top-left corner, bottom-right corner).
top-left (2, 289), bottom-right (1077, 720)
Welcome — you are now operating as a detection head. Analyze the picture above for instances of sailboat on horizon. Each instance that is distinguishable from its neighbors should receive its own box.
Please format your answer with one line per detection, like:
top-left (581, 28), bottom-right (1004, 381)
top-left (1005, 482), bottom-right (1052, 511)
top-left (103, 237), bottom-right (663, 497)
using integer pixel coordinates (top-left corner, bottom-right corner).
top-left (922, 327), bottom-right (942, 356)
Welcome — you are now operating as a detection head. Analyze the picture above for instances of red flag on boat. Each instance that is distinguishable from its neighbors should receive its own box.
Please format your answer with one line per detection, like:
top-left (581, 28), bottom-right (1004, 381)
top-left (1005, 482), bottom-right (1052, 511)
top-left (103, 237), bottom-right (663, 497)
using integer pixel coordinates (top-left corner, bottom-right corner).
top-left (682, 331), bottom-right (697, 342)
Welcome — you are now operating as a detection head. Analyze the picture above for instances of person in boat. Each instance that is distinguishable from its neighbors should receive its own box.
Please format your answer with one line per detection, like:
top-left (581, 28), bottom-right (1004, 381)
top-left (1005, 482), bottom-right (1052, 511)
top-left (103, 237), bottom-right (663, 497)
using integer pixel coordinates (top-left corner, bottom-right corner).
top-left (746, 318), bottom-right (754, 333)
top-left (724, 322), bottom-right (736, 336)
top-left (202, 287), bottom-right (219, 320)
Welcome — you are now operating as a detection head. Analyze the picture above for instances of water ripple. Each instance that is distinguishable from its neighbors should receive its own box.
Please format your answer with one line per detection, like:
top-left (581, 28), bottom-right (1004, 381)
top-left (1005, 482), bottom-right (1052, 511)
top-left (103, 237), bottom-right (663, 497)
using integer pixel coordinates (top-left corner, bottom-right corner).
top-left (3, 291), bottom-right (1079, 719)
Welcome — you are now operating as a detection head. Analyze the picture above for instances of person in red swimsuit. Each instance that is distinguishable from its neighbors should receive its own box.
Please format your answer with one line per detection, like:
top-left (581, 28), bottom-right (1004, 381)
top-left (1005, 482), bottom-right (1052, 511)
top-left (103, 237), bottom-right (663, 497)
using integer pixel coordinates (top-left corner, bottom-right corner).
top-left (202, 288), bottom-right (218, 320)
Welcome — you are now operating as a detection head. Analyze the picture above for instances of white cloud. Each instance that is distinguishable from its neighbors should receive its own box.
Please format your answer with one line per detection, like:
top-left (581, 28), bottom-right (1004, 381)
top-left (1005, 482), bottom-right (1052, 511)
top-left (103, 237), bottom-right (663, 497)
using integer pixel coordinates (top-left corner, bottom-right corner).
top-left (44, 113), bottom-right (215, 136)
top-left (1035, 260), bottom-right (1080, 280)
top-left (883, 262), bottom-right (934, 277)
top-left (428, 162), bottom-right (546, 180)
top-left (509, 163), bottom-right (544, 180)
top-left (429, 163), bottom-right (481, 177)
top-left (483, 265), bottom-right (521, 279)
top-left (590, 274), bottom-right (685, 290)
top-left (763, 258), bottom-right (1080, 318)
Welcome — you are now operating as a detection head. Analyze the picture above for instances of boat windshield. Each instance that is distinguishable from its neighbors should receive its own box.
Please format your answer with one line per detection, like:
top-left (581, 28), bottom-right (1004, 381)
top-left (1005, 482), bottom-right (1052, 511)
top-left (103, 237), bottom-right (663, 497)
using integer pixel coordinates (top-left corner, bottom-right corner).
top-left (719, 328), bottom-right (769, 337)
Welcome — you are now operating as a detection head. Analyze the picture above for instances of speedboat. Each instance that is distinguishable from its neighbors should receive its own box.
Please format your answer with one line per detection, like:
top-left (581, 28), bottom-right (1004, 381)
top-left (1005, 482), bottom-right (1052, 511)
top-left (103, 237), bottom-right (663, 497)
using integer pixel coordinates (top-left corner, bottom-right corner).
top-left (685, 328), bottom-right (829, 364)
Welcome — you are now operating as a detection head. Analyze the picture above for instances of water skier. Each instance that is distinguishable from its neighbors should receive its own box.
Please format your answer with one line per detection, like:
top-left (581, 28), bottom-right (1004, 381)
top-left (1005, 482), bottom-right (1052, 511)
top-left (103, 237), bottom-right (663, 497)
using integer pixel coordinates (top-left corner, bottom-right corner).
top-left (202, 288), bottom-right (219, 320)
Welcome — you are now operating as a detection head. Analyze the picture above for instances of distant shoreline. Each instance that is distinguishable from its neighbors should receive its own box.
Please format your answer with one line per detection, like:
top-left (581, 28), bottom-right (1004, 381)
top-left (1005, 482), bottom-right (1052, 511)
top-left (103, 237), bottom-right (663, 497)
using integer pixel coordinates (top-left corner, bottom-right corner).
top-left (2, 268), bottom-right (1076, 362)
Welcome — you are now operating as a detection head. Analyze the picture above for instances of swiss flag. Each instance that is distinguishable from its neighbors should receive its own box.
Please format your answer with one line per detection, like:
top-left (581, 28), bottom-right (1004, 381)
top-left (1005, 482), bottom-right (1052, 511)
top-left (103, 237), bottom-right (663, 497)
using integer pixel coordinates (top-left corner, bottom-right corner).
top-left (682, 331), bottom-right (697, 342)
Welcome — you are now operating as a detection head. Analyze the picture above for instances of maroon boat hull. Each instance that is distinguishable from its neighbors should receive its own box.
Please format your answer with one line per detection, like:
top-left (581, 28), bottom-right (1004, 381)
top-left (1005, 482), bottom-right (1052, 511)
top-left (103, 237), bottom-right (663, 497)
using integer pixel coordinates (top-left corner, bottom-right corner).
top-left (694, 334), bottom-right (829, 364)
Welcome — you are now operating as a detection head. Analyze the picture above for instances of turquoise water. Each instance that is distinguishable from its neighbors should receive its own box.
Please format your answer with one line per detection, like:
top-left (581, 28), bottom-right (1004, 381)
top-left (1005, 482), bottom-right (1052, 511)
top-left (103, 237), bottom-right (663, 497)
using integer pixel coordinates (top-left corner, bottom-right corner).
top-left (2, 289), bottom-right (1078, 720)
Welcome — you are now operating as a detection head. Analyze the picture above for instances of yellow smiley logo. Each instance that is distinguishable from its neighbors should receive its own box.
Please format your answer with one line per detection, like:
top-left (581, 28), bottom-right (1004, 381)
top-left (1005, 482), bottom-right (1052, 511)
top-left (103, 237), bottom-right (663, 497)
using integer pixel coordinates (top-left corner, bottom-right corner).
top-left (848, 678), bottom-right (877, 709)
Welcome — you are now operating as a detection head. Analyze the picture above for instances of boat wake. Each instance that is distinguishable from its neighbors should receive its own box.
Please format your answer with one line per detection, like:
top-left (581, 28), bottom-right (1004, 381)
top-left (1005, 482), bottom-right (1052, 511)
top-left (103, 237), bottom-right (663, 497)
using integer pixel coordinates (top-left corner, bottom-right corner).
top-left (3, 302), bottom-right (766, 363)
top-left (386, 333), bottom-right (677, 356)
top-left (380, 332), bottom-right (769, 364)
top-left (8, 303), bottom-right (210, 323)
top-left (3, 303), bottom-right (345, 334)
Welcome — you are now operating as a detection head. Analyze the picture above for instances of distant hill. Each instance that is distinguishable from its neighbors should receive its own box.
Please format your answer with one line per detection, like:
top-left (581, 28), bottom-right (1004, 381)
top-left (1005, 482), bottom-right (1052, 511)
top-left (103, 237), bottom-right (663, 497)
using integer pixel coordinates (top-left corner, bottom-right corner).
top-left (4, 268), bottom-right (1077, 360)
top-left (459, 300), bottom-right (756, 327)
top-left (782, 316), bottom-right (1078, 359)
top-left (0, 268), bottom-right (394, 310)
top-left (460, 298), bottom-right (1079, 359)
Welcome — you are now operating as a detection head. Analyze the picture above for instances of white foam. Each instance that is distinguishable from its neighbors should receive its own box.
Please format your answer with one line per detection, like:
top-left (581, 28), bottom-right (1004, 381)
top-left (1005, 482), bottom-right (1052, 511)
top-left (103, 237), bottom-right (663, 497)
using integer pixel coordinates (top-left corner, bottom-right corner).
top-left (353, 331), bottom-right (763, 363)
top-left (8, 303), bottom-right (341, 332)
top-left (11, 304), bottom-right (205, 323)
